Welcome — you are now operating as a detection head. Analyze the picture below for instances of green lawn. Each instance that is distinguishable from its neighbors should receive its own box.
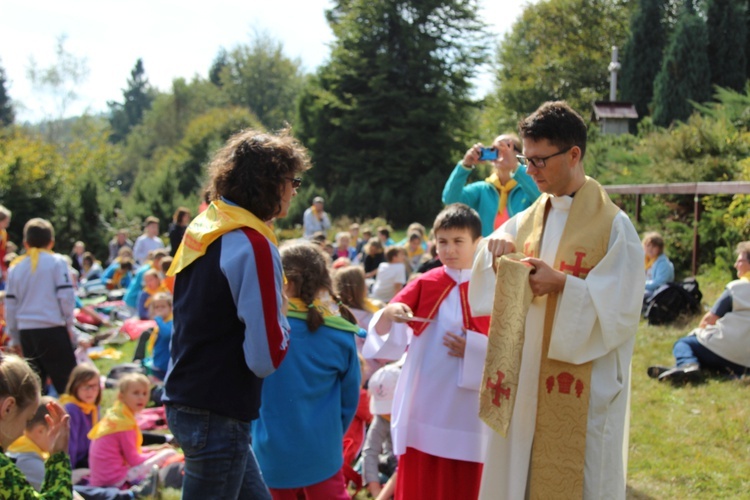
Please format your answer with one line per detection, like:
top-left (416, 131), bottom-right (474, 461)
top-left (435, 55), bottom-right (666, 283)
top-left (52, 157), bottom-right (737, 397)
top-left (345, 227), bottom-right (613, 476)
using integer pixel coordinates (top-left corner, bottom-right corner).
top-left (92, 273), bottom-right (750, 499)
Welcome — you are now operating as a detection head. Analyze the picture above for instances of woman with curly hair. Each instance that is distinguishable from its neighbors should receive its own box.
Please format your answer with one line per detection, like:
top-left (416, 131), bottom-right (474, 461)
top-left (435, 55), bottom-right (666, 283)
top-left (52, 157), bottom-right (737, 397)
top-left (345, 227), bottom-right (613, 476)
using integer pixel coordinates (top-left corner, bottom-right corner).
top-left (163, 128), bottom-right (310, 499)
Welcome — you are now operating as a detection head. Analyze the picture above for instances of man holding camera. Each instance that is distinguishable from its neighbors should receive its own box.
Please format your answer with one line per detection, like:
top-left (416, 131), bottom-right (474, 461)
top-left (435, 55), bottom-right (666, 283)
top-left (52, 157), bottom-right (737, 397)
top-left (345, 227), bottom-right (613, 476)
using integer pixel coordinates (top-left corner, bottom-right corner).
top-left (442, 134), bottom-right (540, 237)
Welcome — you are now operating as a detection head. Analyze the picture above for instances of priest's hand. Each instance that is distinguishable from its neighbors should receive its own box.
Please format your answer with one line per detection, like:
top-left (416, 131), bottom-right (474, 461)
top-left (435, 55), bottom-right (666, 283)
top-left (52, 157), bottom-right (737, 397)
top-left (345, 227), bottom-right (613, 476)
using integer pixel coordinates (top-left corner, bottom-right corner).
top-left (486, 233), bottom-right (516, 271)
top-left (523, 257), bottom-right (567, 296)
top-left (443, 330), bottom-right (466, 357)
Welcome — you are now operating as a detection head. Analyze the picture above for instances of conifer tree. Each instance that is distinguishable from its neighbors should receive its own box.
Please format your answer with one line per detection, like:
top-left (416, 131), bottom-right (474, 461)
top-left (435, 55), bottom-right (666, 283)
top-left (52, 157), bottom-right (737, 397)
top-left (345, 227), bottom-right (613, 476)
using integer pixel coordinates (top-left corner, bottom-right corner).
top-left (707, 0), bottom-right (747, 91)
top-left (297, 0), bottom-right (488, 225)
top-left (0, 61), bottom-right (13, 126)
top-left (108, 59), bottom-right (154, 143)
top-left (652, 4), bottom-right (712, 126)
top-left (621, 0), bottom-right (668, 118)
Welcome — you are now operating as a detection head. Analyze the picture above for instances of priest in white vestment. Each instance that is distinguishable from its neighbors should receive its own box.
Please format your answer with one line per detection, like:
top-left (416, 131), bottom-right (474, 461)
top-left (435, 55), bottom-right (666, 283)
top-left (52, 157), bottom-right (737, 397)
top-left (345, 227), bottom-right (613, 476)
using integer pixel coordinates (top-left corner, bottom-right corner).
top-left (469, 101), bottom-right (644, 500)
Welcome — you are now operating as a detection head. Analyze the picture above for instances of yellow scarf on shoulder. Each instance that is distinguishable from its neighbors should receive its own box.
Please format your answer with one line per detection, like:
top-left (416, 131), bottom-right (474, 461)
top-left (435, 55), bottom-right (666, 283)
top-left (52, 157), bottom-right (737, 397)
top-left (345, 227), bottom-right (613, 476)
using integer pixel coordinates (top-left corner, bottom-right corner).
top-left (363, 297), bottom-right (380, 314)
top-left (60, 394), bottom-right (99, 426)
top-left (87, 400), bottom-right (142, 454)
top-left (168, 200), bottom-right (277, 276)
top-left (740, 272), bottom-right (750, 282)
top-left (10, 248), bottom-right (55, 273)
top-left (7, 435), bottom-right (49, 460)
top-left (486, 173), bottom-right (517, 215)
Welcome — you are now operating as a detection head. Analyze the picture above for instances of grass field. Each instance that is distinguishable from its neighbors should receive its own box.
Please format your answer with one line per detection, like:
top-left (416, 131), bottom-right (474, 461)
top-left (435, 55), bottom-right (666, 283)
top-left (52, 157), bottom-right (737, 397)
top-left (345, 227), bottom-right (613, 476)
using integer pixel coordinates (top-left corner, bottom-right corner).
top-left (92, 271), bottom-right (749, 499)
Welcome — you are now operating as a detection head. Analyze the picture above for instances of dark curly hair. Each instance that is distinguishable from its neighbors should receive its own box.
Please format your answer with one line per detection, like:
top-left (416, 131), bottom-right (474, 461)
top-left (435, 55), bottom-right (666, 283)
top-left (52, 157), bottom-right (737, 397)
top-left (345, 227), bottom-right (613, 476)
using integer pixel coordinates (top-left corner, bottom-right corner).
top-left (518, 101), bottom-right (588, 160)
top-left (209, 128), bottom-right (311, 221)
top-left (281, 240), bottom-right (358, 332)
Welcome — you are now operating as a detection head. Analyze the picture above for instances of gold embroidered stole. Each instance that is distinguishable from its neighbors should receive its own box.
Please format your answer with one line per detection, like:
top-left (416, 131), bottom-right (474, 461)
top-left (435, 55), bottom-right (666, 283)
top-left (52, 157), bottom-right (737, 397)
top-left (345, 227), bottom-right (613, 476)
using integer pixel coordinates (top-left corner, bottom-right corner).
top-left (479, 254), bottom-right (533, 436)
top-left (515, 177), bottom-right (619, 499)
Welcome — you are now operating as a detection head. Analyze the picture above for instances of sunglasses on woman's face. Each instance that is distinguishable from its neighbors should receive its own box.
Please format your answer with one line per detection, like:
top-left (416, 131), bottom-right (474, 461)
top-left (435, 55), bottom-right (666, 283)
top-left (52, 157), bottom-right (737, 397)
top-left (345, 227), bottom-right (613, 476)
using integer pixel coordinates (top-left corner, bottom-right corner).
top-left (286, 177), bottom-right (302, 189)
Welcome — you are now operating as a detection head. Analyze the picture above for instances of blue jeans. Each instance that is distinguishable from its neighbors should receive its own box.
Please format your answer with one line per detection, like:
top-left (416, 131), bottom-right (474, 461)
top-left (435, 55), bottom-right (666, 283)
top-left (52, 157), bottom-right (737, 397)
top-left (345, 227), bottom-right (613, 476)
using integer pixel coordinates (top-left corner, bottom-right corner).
top-left (673, 335), bottom-right (749, 377)
top-left (166, 404), bottom-right (271, 500)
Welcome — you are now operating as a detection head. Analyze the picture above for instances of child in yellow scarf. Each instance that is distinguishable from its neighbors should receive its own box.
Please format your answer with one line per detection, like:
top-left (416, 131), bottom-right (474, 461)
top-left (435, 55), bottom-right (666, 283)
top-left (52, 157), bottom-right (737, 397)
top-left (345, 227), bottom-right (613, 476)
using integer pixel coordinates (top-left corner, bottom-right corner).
top-left (88, 373), bottom-right (176, 488)
top-left (137, 269), bottom-right (169, 320)
top-left (6, 396), bottom-right (56, 491)
top-left (60, 364), bottom-right (101, 469)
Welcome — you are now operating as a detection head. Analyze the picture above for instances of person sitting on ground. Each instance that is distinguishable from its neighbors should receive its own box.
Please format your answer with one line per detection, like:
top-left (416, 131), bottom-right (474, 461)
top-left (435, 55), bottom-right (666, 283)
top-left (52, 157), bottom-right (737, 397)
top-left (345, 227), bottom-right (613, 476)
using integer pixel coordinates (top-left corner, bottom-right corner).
top-left (376, 227), bottom-right (394, 247)
top-left (362, 238), bottom-right (385, 280)
top-left (643, 231), bottom-right (675, 302)
top-left (70, 241), bottom-right (86, 276)
top-left (404, 232), bottom-right (425, 272)
top-left (80, 253), bottom-right (103, 284)
top-left (136, 270), bottom-right (168, 321)
top-left (107, 230), bottom-right (133, 266)
top-left (0, 355), bottom-right (73, 499)
top-left (60, 364), bottom-right (101, 469)
top-left (143, 292), bottom-right (173, 382)
top-left (88, 373), bottom-right (176, 489)
top-left (649, 241), bottom-right (750, 383)
top-left (124, 249), bottom-right (168, 315)
top-left (334, 231), bottom-right (357, 261)
top-left (442, 133), bottom-right (540, 237)
top-left (370, 247), bottom-right (407, 303)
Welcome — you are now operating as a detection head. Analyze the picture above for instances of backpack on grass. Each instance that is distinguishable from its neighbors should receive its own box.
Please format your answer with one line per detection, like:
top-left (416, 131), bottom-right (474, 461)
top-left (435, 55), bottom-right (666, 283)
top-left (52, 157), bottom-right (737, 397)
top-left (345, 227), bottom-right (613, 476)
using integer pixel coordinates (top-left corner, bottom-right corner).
top-left (644, 278), bottom-right (702, 326)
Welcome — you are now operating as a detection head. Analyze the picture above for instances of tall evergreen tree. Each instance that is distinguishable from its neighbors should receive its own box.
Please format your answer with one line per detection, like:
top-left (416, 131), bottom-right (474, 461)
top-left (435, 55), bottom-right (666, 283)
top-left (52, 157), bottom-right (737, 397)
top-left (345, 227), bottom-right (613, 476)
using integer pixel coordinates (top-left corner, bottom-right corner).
top-left (0, 61), bottom-right (13, 126)
top-left (652, 4), bottom-right (712, 126)
top-left (108, 59), bottom-right (155, 143)
top-left (621, 0), bottom-right (668, 118)
top-left (298, 0), bottom-right (488, 225)
top-left (209, 48), bottom-right (228, 87)
top-left (707, 0), bottom-right (747, 91)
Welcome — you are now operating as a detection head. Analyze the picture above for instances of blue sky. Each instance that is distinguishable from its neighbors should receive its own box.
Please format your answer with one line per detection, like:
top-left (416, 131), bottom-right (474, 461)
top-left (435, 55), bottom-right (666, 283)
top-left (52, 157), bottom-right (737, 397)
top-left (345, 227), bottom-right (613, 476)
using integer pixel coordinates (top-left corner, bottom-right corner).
top-left (0, 0), bottom-right (526, 122)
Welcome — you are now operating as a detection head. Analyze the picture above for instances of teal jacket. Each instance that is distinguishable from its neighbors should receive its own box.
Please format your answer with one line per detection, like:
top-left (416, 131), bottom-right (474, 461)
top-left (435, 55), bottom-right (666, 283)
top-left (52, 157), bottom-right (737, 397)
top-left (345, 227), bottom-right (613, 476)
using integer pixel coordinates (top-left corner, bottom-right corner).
top-left (442, 162), bottom-right (541, 236)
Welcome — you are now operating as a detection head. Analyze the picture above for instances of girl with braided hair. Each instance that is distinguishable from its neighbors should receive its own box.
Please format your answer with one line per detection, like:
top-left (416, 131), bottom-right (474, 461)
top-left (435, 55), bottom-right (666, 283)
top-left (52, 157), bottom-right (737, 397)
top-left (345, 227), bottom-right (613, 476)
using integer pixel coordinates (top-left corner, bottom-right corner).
top-left (252, 240), bottom-right (362, 499)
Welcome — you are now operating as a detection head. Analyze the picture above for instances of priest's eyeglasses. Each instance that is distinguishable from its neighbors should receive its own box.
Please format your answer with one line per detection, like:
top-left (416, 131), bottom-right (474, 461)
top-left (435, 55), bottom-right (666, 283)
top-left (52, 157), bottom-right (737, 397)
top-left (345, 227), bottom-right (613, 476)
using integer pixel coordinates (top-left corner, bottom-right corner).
top-left (286, 177), bottom-right (303, 189)
top-left (516, 146), bottom-right (572, 169)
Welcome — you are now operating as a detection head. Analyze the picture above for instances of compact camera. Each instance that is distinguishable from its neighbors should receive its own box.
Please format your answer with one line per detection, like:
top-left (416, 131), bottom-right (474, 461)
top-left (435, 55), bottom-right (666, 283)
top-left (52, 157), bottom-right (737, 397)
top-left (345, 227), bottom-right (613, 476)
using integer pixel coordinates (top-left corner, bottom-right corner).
top-left (479, 147), bottom-right (498, 161)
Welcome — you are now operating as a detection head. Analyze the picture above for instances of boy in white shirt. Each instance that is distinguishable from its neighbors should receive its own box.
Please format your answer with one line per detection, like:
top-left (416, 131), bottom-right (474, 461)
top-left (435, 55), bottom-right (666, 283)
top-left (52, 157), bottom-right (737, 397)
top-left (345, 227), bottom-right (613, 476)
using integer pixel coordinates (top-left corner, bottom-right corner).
top-left (370, 247), bottom-right (406, 303)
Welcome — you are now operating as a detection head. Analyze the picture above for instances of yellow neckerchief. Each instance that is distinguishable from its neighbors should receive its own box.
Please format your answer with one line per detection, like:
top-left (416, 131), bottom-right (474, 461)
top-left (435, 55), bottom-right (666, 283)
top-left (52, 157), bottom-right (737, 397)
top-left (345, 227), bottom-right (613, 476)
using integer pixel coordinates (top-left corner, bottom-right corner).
top-left (363, 297), bottom-right (380, 314)
top-left (311, 205), bottom-right (323, 221)
top-left (381, 414), bottom-right (391, 422)
top-left (406, 245), bottom-right (424, 260)
top-left (0, 229), bottom-right (6, 250)
top-left (168, 200), bottom-right (277, 276)
top-left (7, 435), bottom-right (49, 460)
top-left (740, 271), bottom-right (750, 282)
top-left (147, 314), bottom-right (173, 355)
top-left (60, 394), bottom-right (99, 426)
top-left (287, 297), bottom-right (361, 334)
top-left (644, 255), bottom-right (656, 270)
top-left (10, 248), bottom-right (55, 273)
top-left (486, 173), bottom-right (518, 215)
top-left (87, 400), bottom-right (142, 454)
top-left (142, 283), bottom-right (169, 310)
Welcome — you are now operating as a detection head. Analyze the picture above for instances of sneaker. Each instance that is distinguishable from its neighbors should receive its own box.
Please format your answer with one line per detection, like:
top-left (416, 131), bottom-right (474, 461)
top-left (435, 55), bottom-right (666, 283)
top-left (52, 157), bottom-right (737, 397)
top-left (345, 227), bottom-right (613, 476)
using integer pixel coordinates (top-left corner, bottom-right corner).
top-left (647, 365), bottom-right (670, 379)
top-left (658, 363), bottom-right (702, 384)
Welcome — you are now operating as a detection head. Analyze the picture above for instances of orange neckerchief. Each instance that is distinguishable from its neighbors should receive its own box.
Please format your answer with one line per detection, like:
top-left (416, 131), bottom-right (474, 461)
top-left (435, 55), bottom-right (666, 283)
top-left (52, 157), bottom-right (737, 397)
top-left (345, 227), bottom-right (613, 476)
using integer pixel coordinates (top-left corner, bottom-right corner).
top-left (60, 394), bottom-right (99, 426)
top-left (7, 435), bottom-right (49, 460)
top-left (486, 173), bottom-right (517, 215)
top-left (311, 205), bottom-right (323, 221)
top-left (87, 400), bottom-right (142, 454)
top-left (143, 283), bottom-right (170, 309)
